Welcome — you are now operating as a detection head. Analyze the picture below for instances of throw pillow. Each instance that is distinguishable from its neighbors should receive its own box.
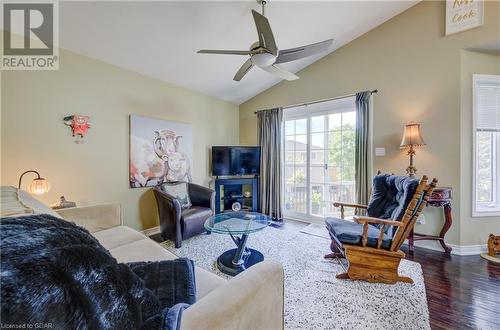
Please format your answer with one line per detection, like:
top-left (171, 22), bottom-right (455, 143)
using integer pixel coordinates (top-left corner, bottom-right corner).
top-left (161, 182), bottom-right (192, 209)
top-left (0, 186), bottom-right (63, 219)
top-left (0, 186), bottom-right (33, 217)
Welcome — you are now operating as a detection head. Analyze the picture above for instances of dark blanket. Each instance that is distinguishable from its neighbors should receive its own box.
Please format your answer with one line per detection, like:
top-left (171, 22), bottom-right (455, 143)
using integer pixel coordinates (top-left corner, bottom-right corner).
top-left (128, 260), bottom-right (196, 308)
top-left (0, 214), bottom-right (196, 330)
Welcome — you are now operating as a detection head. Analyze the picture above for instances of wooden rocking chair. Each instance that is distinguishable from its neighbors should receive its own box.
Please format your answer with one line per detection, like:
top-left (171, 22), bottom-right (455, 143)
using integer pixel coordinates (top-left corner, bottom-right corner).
top-left (325, 174), bottom-right (437, 284)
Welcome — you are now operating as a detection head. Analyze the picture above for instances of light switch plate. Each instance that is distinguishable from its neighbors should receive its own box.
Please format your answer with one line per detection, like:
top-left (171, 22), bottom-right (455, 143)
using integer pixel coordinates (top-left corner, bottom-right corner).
top-left (375, 147), bottom-right (386, 156)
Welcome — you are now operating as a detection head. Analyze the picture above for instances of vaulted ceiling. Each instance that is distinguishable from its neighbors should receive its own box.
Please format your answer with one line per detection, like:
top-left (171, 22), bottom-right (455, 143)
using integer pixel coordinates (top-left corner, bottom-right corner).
top-left (59, 1), bottom-right (418, 104)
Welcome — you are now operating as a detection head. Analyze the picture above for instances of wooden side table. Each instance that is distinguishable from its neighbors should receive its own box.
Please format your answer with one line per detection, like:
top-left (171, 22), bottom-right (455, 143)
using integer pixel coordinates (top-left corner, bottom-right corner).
top-left (409, 187), bottom-right (453, 255)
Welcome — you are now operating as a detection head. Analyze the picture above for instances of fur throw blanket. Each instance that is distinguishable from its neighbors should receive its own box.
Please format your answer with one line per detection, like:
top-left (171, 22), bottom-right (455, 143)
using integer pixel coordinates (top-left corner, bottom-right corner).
top-left (1, 214), bottom-right (196, 329)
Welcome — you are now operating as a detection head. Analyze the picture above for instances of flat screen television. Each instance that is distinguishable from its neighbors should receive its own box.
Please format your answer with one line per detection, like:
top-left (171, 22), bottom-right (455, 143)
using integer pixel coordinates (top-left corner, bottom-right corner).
top-left (212, 146), bottom-right (260, 176)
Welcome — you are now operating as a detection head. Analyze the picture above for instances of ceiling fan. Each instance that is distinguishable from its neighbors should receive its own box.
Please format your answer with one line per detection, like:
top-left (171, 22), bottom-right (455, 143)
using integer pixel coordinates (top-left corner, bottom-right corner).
top-left (197, 0), bottom-right (333, 82)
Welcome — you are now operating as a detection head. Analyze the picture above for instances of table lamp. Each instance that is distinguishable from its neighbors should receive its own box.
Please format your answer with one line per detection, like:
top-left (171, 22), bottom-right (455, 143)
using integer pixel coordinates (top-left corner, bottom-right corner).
top-left (18, 170), bottom-right (50, 194)
top-left (400, 123), bottom-right (426, 177)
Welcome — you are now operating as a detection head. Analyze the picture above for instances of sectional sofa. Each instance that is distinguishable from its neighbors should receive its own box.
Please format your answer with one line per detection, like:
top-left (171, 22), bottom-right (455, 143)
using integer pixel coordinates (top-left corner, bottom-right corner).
top-left (1, 187), bottom-right (285, 330)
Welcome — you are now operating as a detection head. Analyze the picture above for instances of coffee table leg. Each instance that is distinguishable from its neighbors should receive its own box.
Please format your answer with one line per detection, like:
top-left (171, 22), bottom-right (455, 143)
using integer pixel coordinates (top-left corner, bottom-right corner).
top-left (217, 233), bottom-right (264, 276)
top-left (232, 234), bottom-right (249, 266)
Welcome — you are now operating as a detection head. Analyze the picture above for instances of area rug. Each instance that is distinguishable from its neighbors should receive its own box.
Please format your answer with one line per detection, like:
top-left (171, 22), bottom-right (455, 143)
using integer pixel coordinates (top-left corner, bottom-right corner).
top-left (161, 226), bottom-right (430, 330)
top-left (300, 223), bottom-right (330, 239)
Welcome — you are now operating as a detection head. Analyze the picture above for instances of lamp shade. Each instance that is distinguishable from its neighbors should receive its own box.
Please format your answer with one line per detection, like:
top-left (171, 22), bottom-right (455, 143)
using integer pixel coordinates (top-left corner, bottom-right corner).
top-left (28, 178), bottom-right (50, 195)
top-left (400, 123), bottom-right (426, 148)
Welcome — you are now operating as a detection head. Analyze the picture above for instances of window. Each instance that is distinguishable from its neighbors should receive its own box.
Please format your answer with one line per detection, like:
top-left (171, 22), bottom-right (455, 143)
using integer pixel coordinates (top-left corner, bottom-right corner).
top-left (473, 74), bottom-right (500, 217)
top-left (283, 97), bottom-right (357, 221)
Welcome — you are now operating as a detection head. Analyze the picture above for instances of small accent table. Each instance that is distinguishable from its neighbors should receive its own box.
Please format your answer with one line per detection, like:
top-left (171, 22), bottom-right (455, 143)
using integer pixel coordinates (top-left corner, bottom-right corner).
top-left (204, 211), bottom-right (270, 276)
top-left (409, 187), bottom-right (453, 255)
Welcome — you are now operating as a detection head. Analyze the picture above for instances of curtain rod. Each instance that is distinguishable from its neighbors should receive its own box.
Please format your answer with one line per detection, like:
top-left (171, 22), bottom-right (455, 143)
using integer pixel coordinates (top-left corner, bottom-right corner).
top-left (254, 89), bottom-right (378, 114)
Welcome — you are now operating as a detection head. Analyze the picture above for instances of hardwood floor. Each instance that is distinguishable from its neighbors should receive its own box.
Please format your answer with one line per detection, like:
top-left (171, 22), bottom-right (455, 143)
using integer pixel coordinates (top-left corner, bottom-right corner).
top-left (402, 246), bottom-right (500, 330)
top-left (154, 219), bottom-right (500, 330)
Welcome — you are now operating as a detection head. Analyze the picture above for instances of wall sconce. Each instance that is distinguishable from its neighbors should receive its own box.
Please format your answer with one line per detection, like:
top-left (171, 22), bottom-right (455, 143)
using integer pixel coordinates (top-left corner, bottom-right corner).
top-left (18, 170), bottom-right (50, 195)
top-left (400, 123), bottom-right (426, 177)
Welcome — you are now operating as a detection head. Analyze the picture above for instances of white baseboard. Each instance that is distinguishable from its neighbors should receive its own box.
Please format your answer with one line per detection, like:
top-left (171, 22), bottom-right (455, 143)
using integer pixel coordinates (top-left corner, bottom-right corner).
top-left (403, 240), bottom-right (487, 256)
top-left (141, 226), bottom-right (160, 237)
top-left (448, 243), bottom-right (488, 256)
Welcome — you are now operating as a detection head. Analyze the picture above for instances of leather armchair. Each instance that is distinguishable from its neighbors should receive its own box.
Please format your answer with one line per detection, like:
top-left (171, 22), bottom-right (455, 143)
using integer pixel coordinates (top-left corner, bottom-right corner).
top-left (153, 182), bottom-right (214, 248)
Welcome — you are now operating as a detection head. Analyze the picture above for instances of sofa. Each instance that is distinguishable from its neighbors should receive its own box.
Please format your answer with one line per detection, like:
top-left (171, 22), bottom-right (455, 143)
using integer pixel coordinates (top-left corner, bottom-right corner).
top-left (1, 187), bottom-right (284, 330)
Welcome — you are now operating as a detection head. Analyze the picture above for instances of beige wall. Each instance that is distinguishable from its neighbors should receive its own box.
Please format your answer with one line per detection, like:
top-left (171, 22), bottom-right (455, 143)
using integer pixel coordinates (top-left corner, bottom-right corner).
top-left (460, 50), bottom-right (500, 245)
top-left (1, 49), bottom-right (239, 230)
top-left (239, 1), bottom-right (500, 246)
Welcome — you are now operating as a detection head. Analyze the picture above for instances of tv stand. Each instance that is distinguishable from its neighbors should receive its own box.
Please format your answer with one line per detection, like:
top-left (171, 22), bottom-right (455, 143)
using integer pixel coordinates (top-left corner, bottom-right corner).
top-left (214, 177), bottom-right (259, 214)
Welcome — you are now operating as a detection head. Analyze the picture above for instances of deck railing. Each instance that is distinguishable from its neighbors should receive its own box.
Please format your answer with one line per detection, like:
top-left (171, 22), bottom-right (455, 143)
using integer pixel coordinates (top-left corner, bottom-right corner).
top-left (285, 181), bottom-right (356, 217)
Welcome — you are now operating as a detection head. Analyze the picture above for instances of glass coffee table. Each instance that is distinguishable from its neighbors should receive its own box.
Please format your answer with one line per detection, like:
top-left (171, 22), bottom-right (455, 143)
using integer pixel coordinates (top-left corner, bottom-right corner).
top-left (204, 211), bottom-right (271, 276)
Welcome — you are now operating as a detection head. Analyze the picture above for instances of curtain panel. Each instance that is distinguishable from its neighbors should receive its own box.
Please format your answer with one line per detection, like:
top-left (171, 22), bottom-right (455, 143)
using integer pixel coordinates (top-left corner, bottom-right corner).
top-left (257, 107), bottom-right (283, 221)
top-left (355, 92), bottom-right (372, 211)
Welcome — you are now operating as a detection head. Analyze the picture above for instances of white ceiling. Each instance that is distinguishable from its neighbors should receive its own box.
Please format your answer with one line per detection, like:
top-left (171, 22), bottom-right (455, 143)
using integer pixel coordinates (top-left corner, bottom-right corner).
top-left (59, 1), bottom-right (418, 104)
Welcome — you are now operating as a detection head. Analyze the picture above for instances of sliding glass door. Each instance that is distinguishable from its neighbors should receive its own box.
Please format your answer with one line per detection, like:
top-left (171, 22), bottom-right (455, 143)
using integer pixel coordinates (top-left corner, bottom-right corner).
top-left (284, 118), bottom-right (308, 215)
top-left (283, 97), bottom-right (357, 222)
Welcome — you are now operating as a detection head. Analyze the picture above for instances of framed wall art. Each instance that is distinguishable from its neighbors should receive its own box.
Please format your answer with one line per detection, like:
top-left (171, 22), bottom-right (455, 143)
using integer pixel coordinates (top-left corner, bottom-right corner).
top-left (130, 115), bottom-right (193, 188)
top-left (446, 0), bottom-right (484, 35)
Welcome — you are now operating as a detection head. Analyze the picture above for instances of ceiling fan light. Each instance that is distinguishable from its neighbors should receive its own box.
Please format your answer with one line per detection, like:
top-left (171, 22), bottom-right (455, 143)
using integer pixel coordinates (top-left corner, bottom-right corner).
top-left (251, 53), bottom-right (276, 67)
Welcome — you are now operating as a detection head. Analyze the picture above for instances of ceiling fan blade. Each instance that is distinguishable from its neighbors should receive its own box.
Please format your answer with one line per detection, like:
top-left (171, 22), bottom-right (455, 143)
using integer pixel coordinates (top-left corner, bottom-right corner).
top-left (198, 49), bottom-right (253, 55)
top-left (251, 10), bottom-right (278, 56)
top-left (275, 39), bottom-right (333, 64)
top-left (260, 64), bottom-right (299, 81)
top-left (233, 59), bottom-right (254, 81)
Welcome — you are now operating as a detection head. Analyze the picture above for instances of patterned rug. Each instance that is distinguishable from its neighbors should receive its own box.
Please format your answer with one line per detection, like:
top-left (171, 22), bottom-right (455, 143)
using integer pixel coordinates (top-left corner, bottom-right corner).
top-left (161, 225), bottom-right (430, 330)
top-left (300, 223), bottom-right (330, 239)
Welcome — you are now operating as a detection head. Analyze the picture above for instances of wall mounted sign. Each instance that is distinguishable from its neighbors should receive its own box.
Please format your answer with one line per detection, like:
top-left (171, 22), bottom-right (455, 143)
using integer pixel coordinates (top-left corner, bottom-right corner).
top-left (446, 0), bottom-right (484, 35)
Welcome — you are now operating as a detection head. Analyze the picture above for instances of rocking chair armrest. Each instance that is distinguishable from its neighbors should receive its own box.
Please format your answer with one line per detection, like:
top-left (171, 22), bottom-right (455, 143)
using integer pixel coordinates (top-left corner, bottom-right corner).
top-left (332, 202), bottom-right (368, 209)
top-left (332, 202), bottom-right (368, 219)
top-left (353, 216), bottom-right (404, 227)
top-left (355, 216), bottom-right (403, 249)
